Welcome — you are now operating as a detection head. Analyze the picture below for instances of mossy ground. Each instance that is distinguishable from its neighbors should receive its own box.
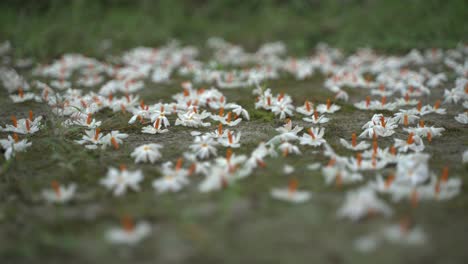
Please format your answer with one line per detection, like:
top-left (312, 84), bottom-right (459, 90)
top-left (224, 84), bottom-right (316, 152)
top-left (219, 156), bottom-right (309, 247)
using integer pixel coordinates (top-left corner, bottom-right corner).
top-left (1, 1), bottom-right (468, 263)
top-left (1, 67), bottom-right (467, 263)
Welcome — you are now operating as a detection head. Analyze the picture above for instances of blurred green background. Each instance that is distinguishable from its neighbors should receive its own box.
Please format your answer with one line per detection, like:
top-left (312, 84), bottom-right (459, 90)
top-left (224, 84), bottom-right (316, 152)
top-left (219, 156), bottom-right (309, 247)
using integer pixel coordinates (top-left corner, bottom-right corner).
top-left (0, 0), bottom-right (467, 58)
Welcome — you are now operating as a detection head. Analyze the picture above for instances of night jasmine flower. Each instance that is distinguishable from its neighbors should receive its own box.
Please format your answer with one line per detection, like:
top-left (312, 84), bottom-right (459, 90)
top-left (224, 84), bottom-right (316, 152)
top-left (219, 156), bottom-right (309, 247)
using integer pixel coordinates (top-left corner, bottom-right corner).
top-left (299, 127), bottom-right (326, 147)
top-left (190, 135), bottom-right (218, 159)
top-left (131, 143), bottom-right (163, 163)
top-left (100, 166), bottom-right (144, 196)
top-left (105, 216), bottom-right (151, 245)
top-left (0, 133), bottom-right (32, 160)
top-left (42, 181), bottom-right (77, 204)
top-left (270, 179), bottom-right (311, 203)
top-left (340, 133), bottom-right (370, 151)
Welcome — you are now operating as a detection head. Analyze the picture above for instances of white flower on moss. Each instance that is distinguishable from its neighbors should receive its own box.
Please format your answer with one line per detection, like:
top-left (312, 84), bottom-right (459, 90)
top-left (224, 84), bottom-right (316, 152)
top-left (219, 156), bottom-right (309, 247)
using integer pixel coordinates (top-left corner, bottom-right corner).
top-left (131, 143), bottom-right (163, 163)
top-left (105, 217), bottom-right (151, 245)
top-left (42, 181), bottom-right (77, 204)
top-left (152, 160), bottom-right (189, 193)
top-left (100, 166), bottom-right (144, 196)
top-left (0, 134), bottom-right (32, 160)
top-left (299, 127), bottom-right (326, 147)
top-left (271, 179), bottom-right (311, 203)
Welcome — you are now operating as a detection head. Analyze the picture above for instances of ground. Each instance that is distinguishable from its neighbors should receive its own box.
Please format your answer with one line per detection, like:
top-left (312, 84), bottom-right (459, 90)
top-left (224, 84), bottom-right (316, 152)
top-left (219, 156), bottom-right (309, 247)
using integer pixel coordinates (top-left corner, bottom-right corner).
top-left (1, 1), bottom-right (468, 263)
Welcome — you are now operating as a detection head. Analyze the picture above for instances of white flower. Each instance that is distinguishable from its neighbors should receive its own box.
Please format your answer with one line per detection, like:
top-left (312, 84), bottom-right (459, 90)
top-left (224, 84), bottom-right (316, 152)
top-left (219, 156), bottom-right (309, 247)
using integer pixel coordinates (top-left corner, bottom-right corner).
top-left (42, 181), bottom-right (77, 204)
top-left (225, 103), bottom-right (250, 120)
top-left (393, 110), bottom-right (419, 126)
top-left (131, 143), bottom-right (163, 163)
top-left (316, 99), bottom-right (340, 114)
top-left (190, 135), bottom-right (218, 159)
top-left (339, 133), bottom-right (370, 151)
top-left (283, 164), bottom-right (295, 174)
top-left (455, 112), bottom-right (468, 124)
top-left (299, 127), bottom-right (326, 147)
top-left (101, 130), bottom-right (128, 150)
top-left (382, 223), bottom-right (426, 245)
top-left (394, 133), bottom-right (425, 152)
top-left (322, 166), bottom-right (363, 186)
top-left (296, 100), bottom-right (314, 116)
top-left (142, 119), bottom-right (169, 134)
top-left (303, 112), bottom-right (329, 124)
top-left (175, 110), bottom-right (211, 127)
top-left (0, 134), bottom-right (32, 160)
top-left (9, 89), bottom-right (36, 103)
top-left (268, 120), bottom-right (303, 144)
top-left (463, 149), bottom-right (468, 163)
top-left (218, 131), bottom-right (241, 148)
top-left (270, 179), bottom-right (311, 203)
top-left (271, 101), bottom-right (294, 120)
top-left (337, 188), bottom-right (392, 221)
top-left (395, 153), bottom-right (430, 186)
top-left (278, 141), bottom-right (301, 156)
top-left (1, 114), bottom-right (42, 134)
top-left (152, 160), bottom-right (189, 193)
top-left (75, 128), bottom-right (103, 149)
top-left (100, 166), bottom-right (144, 196)
top-left (105, 217), bottom-right (151, 245)
top-left (198, 165), bottom-right (233, 192)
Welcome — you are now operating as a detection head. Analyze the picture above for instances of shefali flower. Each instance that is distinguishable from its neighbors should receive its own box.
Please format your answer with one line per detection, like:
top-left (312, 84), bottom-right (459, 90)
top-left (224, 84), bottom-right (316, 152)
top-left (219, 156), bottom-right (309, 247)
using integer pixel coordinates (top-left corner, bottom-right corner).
top-left (218, 130), bottom-right (241, 148)
top-left (278, 141), bottom-right (301, 156)
top-left (316, 99), bottom-right (340, 114)
top-left (403, 120), bottom-right (444, 142)
top-left (299, 127), bottom-right (326, 147)
top-left (296, 100), bottom-right (314, 116)
top-left (42, 181), bottom-right (77, 204)
top-left (395, 93), bottom-right (419, 106)
top-left (198, 163), bottom-right (242, 192)
top-left (175, 109), bottom-right (211, 127)
top-left (75, 128), bottom-right (104, 149)
top-left (394, 133), bottom-right (425, 152)
top-left (245, 142), bottom-right (277, 169)
top-left (0, 133), bottom-right (32, 160)
top-left (271, 100), bottom-right (295, 120)
top-left (210, 109), bottom-right (242, 126)
top-left (131, 143), bottom-right (163, 163)
top-left (270, 119), bottom-right (303, 143)
top-left (421, 100), bottom-right (446, 115)
top-left (337, 188), bottom-right (392, 221)
top-left (339, 133), bottom-right (370, 151)
top-left (225, 103), bottom-right (250, 120)
top-left (105, 216), bottom-right (151, 245)
top-left (9, 88), bottom-right (36, 103)
top-left (369, 96), bottom-right (397, 111)
top-left (142, 118), bottom-right (169, 134)
top-left (152, 159), bottom-right (190, 193)
top-left (454, 112), bottom-right (468, 124)
top-left (190, 135), bottom-right (218, 159)
top-left (150, 105), bottom-right (171, 127)
top-left (1, 112), bottom-right (42, 134)
top-left (100, 166), bottom-right (144, 196)
top-left (359, 114), bottom-right (397, 138)
top-left (207, 123), bottom-right (228, 139)
top-left (393, 109), bottom-right (419, 126)
top-left (322, 166), bottom-right (363, 186)
top-left (270, 179), bottom-right (311, 203)
top-left (382, 220), bottom-right (426, 246)
top-left (303, 108), bottom-right (329, 124)
top-left (66, 112), bottom-right (101, 128)
top-left (395, 153), bottom-right (430, 186)
top-left (101, 130), bottom-right (128, 150)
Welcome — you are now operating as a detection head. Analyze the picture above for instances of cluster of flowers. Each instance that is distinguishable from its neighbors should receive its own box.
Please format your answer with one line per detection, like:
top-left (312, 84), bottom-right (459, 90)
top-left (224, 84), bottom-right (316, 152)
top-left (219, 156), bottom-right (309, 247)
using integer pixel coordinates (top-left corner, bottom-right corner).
top-left (0, 39), bottom-right (467, 247)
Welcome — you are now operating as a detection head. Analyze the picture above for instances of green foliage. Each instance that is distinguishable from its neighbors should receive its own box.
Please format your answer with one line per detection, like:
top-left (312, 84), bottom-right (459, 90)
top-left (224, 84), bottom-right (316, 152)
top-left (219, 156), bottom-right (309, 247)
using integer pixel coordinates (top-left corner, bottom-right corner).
top-left (0, 0), bottom-right (467, 59)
